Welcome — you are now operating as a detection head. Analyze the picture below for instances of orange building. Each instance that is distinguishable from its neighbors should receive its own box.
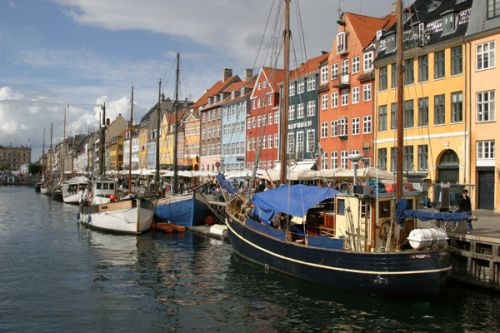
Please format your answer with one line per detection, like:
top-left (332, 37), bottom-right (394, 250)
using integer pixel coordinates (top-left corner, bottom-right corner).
top-left (319, 12), bottom-right (394, 169)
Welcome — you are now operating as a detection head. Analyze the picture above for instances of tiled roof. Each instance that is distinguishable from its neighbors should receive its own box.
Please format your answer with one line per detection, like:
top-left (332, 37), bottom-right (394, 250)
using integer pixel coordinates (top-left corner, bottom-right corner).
top-left (346, 12), bottom-right (396, 48)
top-left (262, 67), bottom-right (284, 92)
top-left (290, 52), bottom-right (329, 79)
top-left (192, 75), bottom-right (240, 108)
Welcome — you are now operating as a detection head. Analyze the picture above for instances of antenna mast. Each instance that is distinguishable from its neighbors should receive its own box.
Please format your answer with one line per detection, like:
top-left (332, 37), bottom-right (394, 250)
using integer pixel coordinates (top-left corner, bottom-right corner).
top-left (280, 0), bottom-right (291, 184)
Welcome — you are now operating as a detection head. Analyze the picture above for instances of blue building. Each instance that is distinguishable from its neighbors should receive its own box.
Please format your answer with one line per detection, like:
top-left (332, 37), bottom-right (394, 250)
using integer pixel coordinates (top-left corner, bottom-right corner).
top-left (221, 71), bottom-right (255, 172)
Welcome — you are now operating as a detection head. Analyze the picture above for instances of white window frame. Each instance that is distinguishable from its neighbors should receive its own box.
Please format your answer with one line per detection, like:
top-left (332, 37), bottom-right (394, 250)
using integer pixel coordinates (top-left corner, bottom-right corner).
top-left (320, 66), bottom-right (329, 84)
top-left (289, 83), bottom-right (296, 96)
top-left (274, 134), bottom-right (279, 148)
top-left (321, 94), bottom-right (328, 110)
top-left (476, 140), bottom-right (495, 160)
top-left (363, 83), bottom-right (372, 101)
top-left (476, 90), bottom-right (496, 122)
top-left (337, 32), bottom-right (346, 54)
top-left (297, 81), bottom-right (305, 94)
top-left (477, 41), bottom-right (496, 71)
top-left (297, 103), bottom-right (305, 119)
top-left (331, 151), bottom-right (338, 169)
top-left (352, 57), bottom-right (360, 73)
top-left (332, 92), bottom-right (338, 108)
top-left (363, 51), bottom-right (374, 72)
top-left (274, 111), bottom-right (279, 124)
top-left (288, 105), bottom-right (295, 120)
top-left (352, 86), bottom-right (360, 104)
top-left (296, 131), bottom-right (304, 153)
top-left (307, 77), bottom-right (316, 91)
top-left (306, 129), bottom-right (315, 153)
top-left (363, 115), bottom-right (372, 133)
top-left (341, 151), bottom-right (349, 169)
top-left (352, 117), bottom-right (360, 135)
top-left (307, 100), bottom-right (316, 116)
top-left (341, 89), bottom-right (349, 106)
top-left (331, 63), bottom-right (338, 80)
top-left (321, 122), bottom-right (328, 138)
top-left (341, 59), bottom-right (349, 76)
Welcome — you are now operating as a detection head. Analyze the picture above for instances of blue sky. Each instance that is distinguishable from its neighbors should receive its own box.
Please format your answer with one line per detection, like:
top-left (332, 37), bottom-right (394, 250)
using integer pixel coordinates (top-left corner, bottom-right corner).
top-left (0, 0), bottom-right (396, 160)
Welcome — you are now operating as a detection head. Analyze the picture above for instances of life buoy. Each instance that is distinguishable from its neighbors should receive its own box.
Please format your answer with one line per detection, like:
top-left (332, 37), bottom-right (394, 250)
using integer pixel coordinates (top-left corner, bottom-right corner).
top-left (378, 221), bottom-right (391, 239)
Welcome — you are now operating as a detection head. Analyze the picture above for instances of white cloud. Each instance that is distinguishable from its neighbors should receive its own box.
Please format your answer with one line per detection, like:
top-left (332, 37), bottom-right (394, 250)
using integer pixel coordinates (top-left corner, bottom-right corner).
top-left (0, 86), bottom-right (23, 101)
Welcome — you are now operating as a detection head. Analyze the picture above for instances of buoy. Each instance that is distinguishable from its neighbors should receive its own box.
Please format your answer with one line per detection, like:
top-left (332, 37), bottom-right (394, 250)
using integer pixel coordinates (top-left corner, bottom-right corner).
top-left (204, 215), bottom-right (215, 226)
top-left (109, 194), bottom-right (117, 201)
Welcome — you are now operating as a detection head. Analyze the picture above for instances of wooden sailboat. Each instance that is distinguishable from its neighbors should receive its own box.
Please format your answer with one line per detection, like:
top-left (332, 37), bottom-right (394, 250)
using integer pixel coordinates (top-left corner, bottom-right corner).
top-left (154, 52), bottom-right (209, 227)
top-left (52, 106), bottom-right (68, 201)
top-left (78, 94), bottom-right (155, 234)
top-left (224, 0), bottom-right (457, 295)
top-left (40, 123), bottom-right (53, 195)
top-left (35, 127), bottom-right (45, 193)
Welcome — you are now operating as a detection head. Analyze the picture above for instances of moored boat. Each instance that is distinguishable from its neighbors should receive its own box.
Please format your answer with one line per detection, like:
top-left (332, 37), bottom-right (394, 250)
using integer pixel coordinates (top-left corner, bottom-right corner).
top-left (155, 191), bottom-right (209, 227)
top-left (62, 176), bottom-right (91, 205)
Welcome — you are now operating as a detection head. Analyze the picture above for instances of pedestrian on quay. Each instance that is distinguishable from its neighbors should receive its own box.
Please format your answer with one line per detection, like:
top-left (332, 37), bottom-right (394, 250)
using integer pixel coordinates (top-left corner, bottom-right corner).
top-left (457, 189), bottom-right (473, 233)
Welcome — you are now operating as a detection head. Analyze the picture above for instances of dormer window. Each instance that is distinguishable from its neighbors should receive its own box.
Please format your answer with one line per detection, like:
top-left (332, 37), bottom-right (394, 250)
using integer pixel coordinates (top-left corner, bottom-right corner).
top-left (231, 91), bottom-right (236, 99)
top-left (337, 32), bottom-right (346, 54)
top-left (386, 34), bottom-right (396, 51)
top-left (442, 13), bottom-right (456, 35)
top-left (488, 0), bottom-right (500, 19)
top-left (363, 51), bottom-right (374, 72)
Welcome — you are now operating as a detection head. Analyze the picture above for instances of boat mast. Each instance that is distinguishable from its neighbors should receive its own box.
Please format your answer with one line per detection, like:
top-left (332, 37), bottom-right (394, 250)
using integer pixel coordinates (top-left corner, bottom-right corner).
top-left (173, 52), bottom-right (180, 194)
top-left (42, 127), bottom-right (45, 180)
top-left (279, 0), bottom-right (291, 184)
top-left (395, 0), bottom-right (404, 200)
top-left (61, 105), bottom-right (67, 182)
top-left (100, 103), bottom-right (106, 177)
top-left (155, 79), bottom-right (162, 195)
top-left (49, 122), bottom-right (53, 184)
top-left (128, 86), bottom-right (134, 193)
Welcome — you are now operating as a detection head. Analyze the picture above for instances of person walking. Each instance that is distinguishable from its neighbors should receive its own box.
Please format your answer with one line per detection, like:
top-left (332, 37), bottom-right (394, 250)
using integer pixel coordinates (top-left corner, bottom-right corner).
top-left (457, 189), bottom-right (472, 233)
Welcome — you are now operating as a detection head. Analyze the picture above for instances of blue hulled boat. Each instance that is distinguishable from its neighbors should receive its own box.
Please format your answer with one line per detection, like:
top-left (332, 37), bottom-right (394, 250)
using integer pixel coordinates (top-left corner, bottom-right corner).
top-left (154, 191), bottom-right (209, 227)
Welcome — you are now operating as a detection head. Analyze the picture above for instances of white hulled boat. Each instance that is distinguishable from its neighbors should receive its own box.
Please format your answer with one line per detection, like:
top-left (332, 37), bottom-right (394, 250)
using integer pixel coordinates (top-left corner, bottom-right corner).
top-left (62, 176), bottom-right (91, 205)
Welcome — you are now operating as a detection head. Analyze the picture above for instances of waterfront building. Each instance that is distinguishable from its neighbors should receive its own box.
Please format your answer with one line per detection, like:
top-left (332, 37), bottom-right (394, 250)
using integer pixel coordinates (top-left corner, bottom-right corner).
top-left (374, 0), bottom-right (473, 202)
top-left (0, 145), bottom-right (31, 171)
top-left (183, 109), bottom-right (201, 170)
top-left (246, 67), bottom-right (284, 170)
top-left (123, 126), bottom-right (139, 171)
top-left (138, 125), bottom-right (149, 170)
top-left (466, 0), bottom-right (499, 211)
top-left (284, 52), bottom-right (328, 170)
top-left (104, 114), bottom-right (127, 171)
top-left (320, 12), bottom-right (394, 170)
top-left (221, 70), bottom-right (255, 172)
top-left (199, 69), bottom-right (240, 172)
top-left (159, 108), bottom-right (188, 169)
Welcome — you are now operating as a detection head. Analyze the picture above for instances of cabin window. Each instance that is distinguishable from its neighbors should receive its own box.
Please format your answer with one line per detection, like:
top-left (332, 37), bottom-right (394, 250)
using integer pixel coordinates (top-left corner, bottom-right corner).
top-left (96, 183), bottom-right (102, 190)
top-left (103, 183), bottom-right (108, 190)
top-left (379, 201), bottom-right (391, 218)
top-left (109, 183), bottom-right (114, 190)
top-left (336, 199), bottom-right (345, 215)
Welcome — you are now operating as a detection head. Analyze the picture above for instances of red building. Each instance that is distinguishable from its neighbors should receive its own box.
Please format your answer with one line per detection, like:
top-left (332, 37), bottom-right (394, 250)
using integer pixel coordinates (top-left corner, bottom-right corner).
top-left (319, 12), bottom-right (394, 170)
top-left (246, 67), bottom-right (284, 170)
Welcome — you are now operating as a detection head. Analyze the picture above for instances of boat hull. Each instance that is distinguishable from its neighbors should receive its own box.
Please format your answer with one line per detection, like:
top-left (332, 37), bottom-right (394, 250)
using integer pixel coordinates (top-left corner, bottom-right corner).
top-left (154, 191), bottom-right (208, 227)
top-left (225, 213), bottom-right (451, 295)
top-left (40, 186), bottom-right (52, 195)
top-left (63, 191), bottom-right (84, 205)
top-left (79, 198), bottom-right (155, 235)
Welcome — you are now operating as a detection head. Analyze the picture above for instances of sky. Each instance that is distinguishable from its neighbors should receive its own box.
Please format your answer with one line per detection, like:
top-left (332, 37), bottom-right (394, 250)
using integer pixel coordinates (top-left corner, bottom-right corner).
top-left (0, 0), bottom-right (396, 161)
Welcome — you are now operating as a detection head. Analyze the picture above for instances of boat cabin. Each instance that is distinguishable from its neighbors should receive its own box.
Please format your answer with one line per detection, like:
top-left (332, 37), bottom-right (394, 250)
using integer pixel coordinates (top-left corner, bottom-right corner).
top-left (93, 179), bottom-right (116, 198)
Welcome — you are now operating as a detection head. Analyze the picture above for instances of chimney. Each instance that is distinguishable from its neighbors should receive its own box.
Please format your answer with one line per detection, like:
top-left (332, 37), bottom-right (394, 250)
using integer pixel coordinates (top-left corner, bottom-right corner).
top-left (223, 68), bottom-right (233, 81)
top-left (245, 68), bottom-right (254, 80)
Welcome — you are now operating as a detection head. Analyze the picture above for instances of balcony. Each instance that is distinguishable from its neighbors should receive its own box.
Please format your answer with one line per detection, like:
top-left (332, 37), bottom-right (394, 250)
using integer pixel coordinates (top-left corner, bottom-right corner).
top-left (332, 74), bottom-right (350, 89)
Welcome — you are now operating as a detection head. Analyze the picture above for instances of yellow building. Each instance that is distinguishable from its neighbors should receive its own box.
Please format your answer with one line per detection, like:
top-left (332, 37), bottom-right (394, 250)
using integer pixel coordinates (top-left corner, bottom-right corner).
top-left (138, 126), bottom-right (149, 170)
top-left (466, 1), bottom-right (499, 211)
top-left (183, 110), bottom-right (201, 170)
top-left (374, 2), bottom-right (473, 204)
top-left (108, 132), bottom-right (124, 171)
top-left (159, 112), bottom-right (174, 167)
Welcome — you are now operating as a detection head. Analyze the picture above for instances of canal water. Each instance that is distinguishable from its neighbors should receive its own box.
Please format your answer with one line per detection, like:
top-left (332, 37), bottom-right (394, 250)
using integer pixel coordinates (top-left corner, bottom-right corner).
top-left (0, 186), bottom-right (499, 332)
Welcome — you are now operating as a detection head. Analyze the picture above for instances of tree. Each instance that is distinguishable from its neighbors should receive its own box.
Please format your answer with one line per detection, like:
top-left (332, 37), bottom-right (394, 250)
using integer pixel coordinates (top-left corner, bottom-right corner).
top-left (28, 163), bottom-right (41, 174)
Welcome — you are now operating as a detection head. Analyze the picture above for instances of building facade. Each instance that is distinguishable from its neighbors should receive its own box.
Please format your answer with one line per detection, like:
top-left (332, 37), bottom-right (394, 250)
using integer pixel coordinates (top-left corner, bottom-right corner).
top-left (246, 67), bottom-right (283, 170)
top-left (374, 0), bottom-right (472, 203)
top-left (183, 110), bottom-right (201, 170)
top-left (0, 145), bottom-right (31, 171)
top-left (466, 0), bottom-right (499, 211)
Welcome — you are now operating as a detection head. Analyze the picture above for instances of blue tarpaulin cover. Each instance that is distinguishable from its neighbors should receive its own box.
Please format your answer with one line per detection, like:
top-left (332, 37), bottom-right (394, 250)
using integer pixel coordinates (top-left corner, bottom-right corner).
top-left (396, 199), bottom-right (472, 224)
top-left (216, 173), bottom-right (237, 195)
top-left (251, 184), bottom-right (341, 224)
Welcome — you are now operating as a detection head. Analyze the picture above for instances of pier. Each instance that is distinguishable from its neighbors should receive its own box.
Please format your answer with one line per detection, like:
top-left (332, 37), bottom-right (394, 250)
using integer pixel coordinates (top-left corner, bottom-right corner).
top-left (445, 210), bottom-right (500, 291)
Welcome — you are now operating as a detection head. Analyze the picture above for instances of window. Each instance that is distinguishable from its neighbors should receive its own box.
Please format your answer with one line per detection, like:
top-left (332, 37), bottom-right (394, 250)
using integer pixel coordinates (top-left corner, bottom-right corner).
top-left (320, 66), bottom-right (329, 84)
top-left (477, 140), bottom-right (495, 159)
top-left (274, 134), bottom-right (279, 148)
top-left (363, 84), bottom-right (372, 101)
top-left (321, 94), bottom-right (328, 110)
top-left (352, 57), bottom-right (360, 73)
top-left (352, 87), bottom-right (360, 104)
top-left (434, 94), bottom-right (445, 125)
top-left (418, 145), bottom-right (428, 171)
top-left (488, 0), bottom-right (500, 19)
top-left (477, 90), bottom-right (496, 122)
top-left (268, 135), bottom-right (272, 150)
top-left (418, 97), bottom-right (429, 126)
top-left (404, 100), bottom-right (414, 128)
top-left (434, 51), bottom-right (445, 79)
top-left (341, 151), bottom-right (349, 169)
top-left (379, 66), bottom-right (388, 91)
top-left (363, 52), bottom-right (374, 72)
top-left (331, 92), bottom-right (338, 108)
top-left (341, 90), bottom-right (349, 106)
top-left (404, 58), bottom-right (414, 85)
top-left (331, 63), bottom-right (338, 80)
top-left (341, 59), bottom-right (349, 76)
top-left (337, 32), bottom-right (346, 54)
top-left (257, 115), bottom-right (261, 127)
top-left (331, 151), bottom-right (338, 169)
top-left (307, 100), bottom-right (316, 116)
top-left (404, 146), bottom-right (413, 171)
top-left (268, 94), bottom-right (273, 105)
top-left (390, 147), bottom-right (397, 172)
top-left (288, 105), bottom-right (295, 120)
top-left (296, 131), bottom-right (304, 153)
top-left (306, 130), bottom-right (315, 152)
top-left (274, 111), bottom-right (279, 124)
top-left (287, 133), bottom-right (295, 154)
top-left (262, 135), bottom-right (266, 149)
top-left (451, 92), bottom-right (463, 123)
top-left (418, 55), bottom-right (428, 82)
top-left (378, 148), bottom-right (387, 170)
top-left (297, 81), bottom-right (305, 94)
top-left (321, 122), bottom-right (328, 138)
top-left (307, 76), bottom-right (316, 91)
top-left (378, 105), bottom-right (387, 131)
top-left (268, 113), bottom-right (273, 125)
top-left (386, 34), bottom-right (396, 51)
top-left (331, 121), bottom-right (337, 137)
top-left (321, 152), bottom-right (328, 169)
top-left (289, 83), bottom-right (296, 96)
top-left (477, 41), bottom-right (496, 70)
top-left (339, 118), bottom-right (347, 136)
top-left (363, 116), bottom-right (372, 134)
top-left (352, 117), bottom-right (360, 135)
top-left (451, 46), bottom-right (462, 75)
top-left (297, 103), bottom-right (305, 119)
top-left (391, 103), bottom-right (397, 130)
top-left (391, 63), bottom-right (398, 88)
top-left (442, 13), bottom-right (456, 35)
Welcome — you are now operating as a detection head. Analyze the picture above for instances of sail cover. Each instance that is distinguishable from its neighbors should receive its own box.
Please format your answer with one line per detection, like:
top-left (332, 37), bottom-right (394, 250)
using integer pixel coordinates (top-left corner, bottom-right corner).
top-left (251, 184), bottom-right (340, 224)
top-left (396, 199), bottom-right (472, 224)
top-left (216, 173), bottom-right (237, 195)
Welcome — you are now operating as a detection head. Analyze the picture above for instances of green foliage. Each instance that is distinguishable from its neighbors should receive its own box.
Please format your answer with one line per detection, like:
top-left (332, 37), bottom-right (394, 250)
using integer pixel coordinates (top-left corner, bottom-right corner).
top-left (0, 164), bottom-right (7, 171)
top-left (29, 163), bottom-right (41, 174)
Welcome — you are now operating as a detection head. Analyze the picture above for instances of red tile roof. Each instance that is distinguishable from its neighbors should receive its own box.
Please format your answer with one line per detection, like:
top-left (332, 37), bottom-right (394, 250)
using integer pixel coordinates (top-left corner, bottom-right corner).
top-left (192, 75), bottom-right (240, 108)
top-left (290, 52), bottom-right (329, 79)
top-left (346, 12), bottom-right (395, 48)
top-left (261, 67), bottom-right (284, 92)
